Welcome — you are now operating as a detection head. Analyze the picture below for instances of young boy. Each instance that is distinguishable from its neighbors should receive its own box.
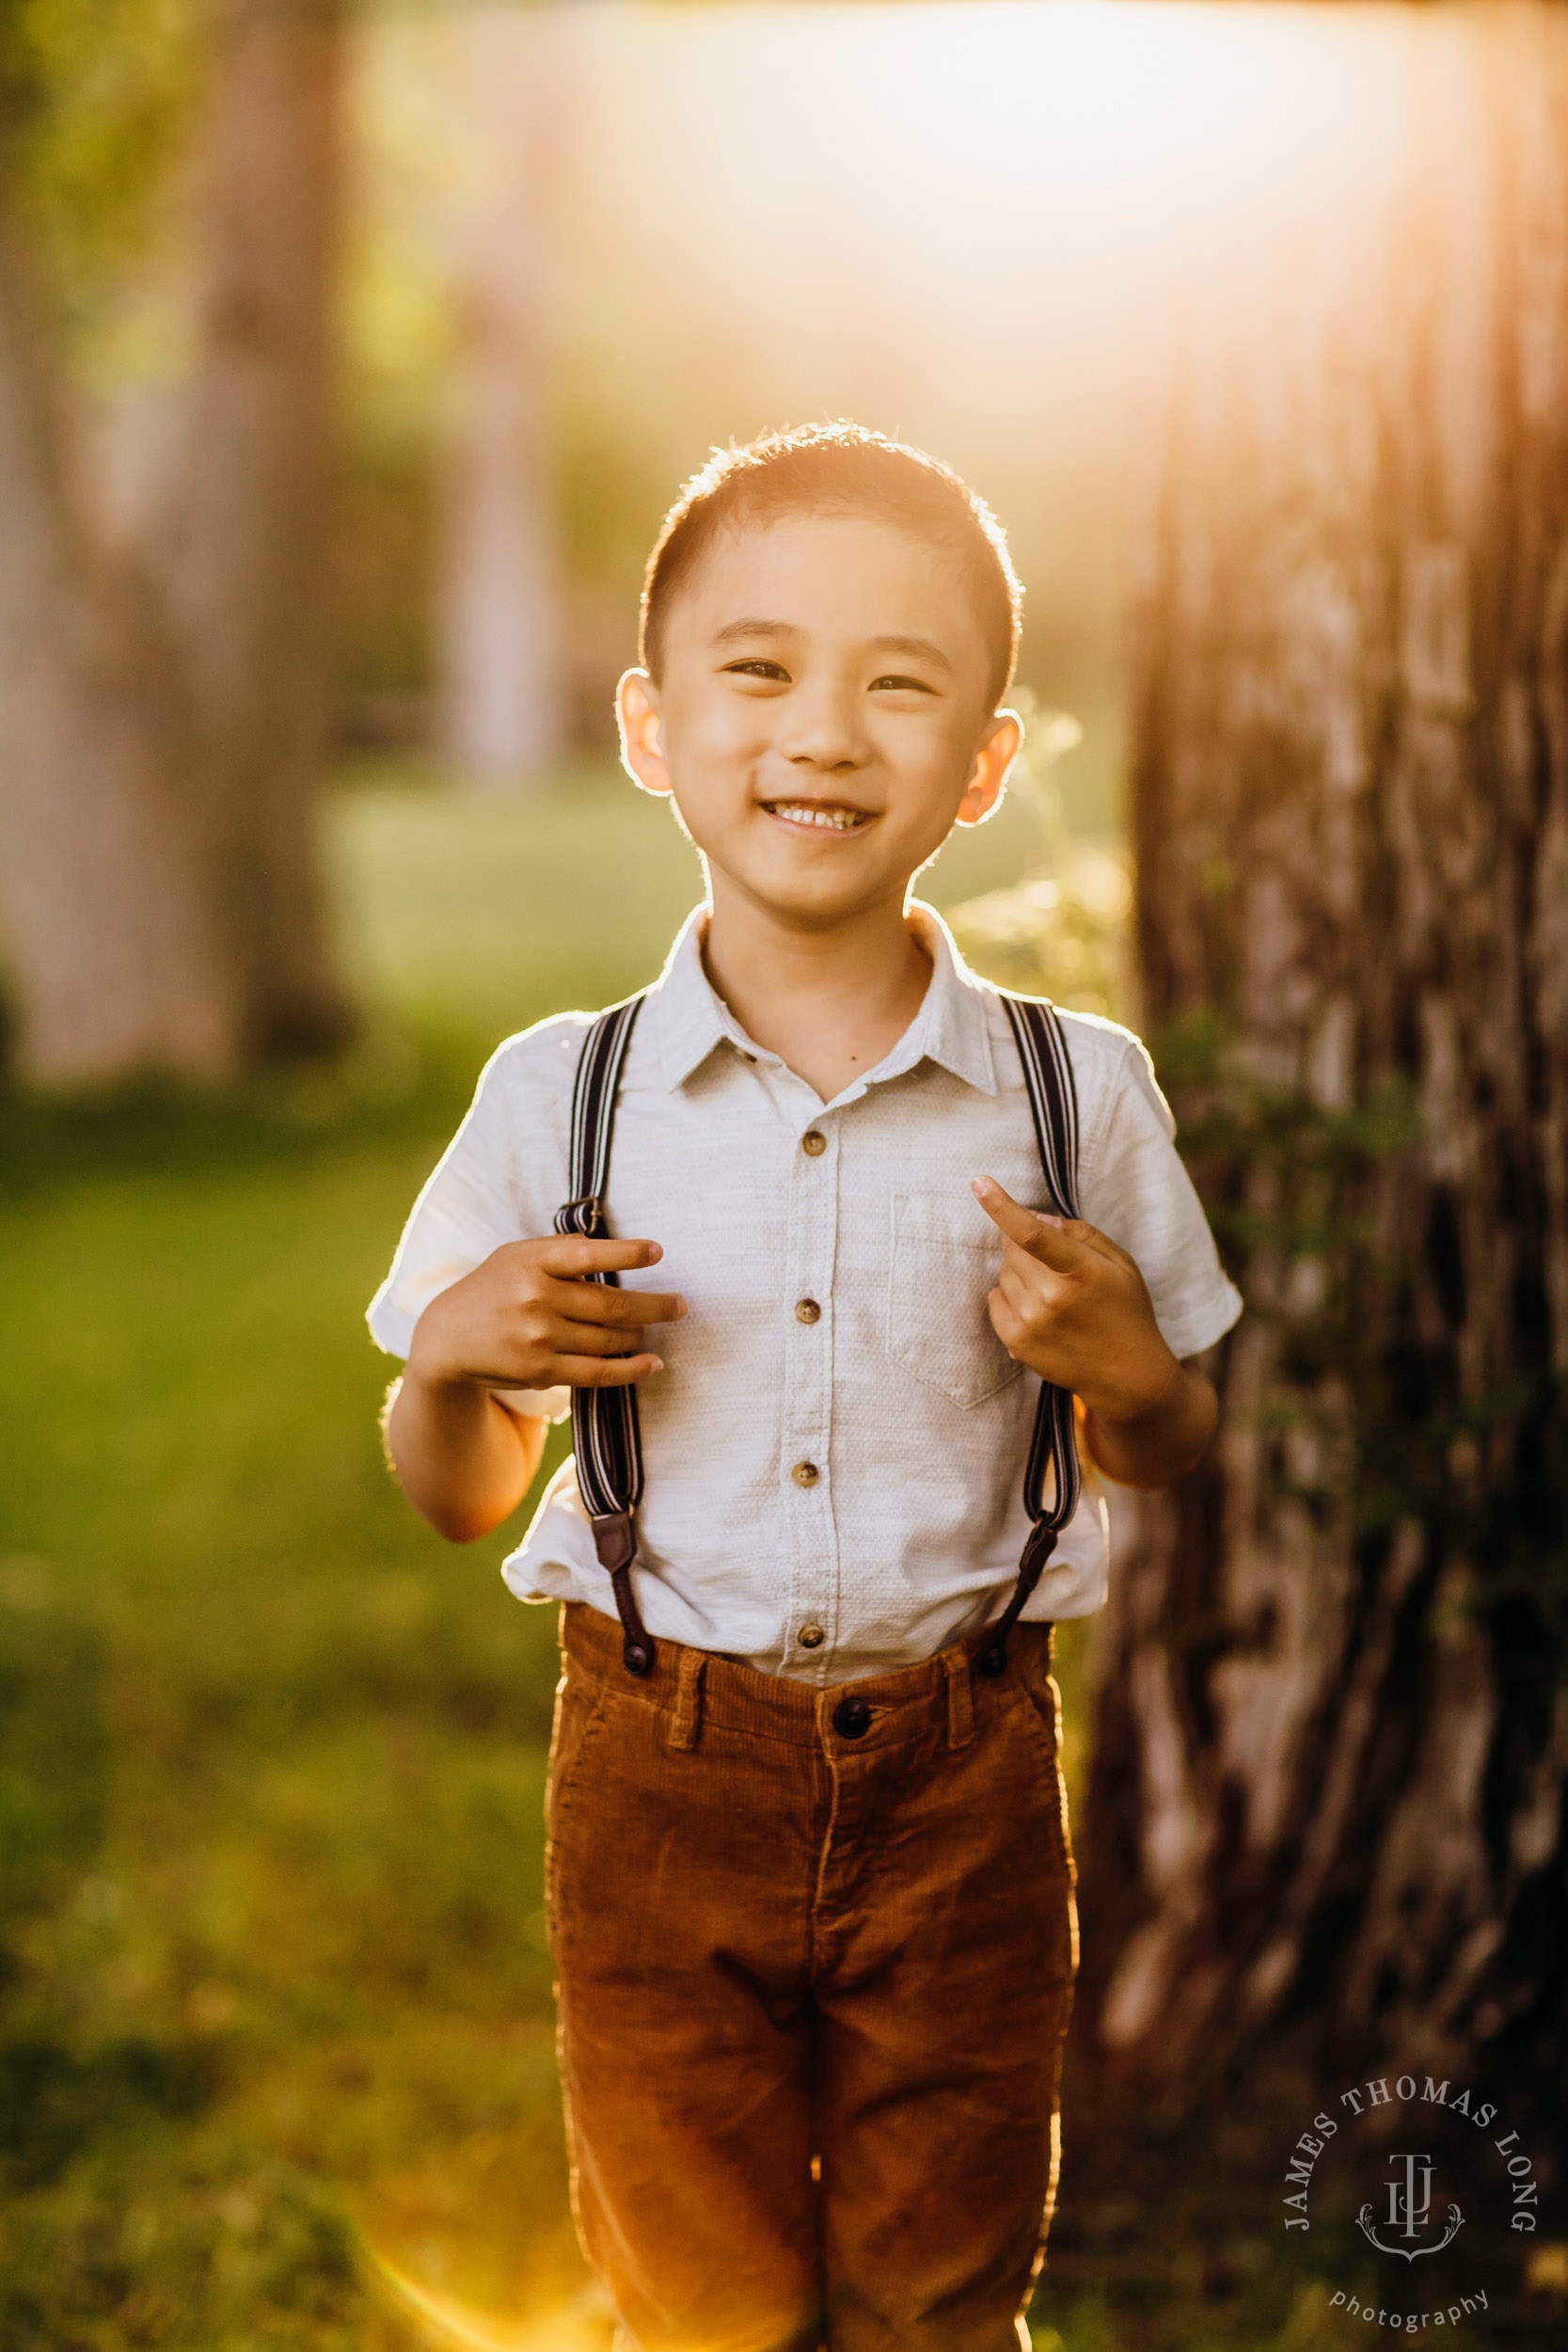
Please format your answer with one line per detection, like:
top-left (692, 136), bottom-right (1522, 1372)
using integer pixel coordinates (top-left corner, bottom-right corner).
top-left (369, 424), bottom-right (1241, 2352)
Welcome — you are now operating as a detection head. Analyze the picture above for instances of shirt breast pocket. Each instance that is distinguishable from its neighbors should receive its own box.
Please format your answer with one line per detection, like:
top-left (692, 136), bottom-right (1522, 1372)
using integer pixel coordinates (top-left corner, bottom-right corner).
top-left (885, 1191), bottom-right (1026, 1410)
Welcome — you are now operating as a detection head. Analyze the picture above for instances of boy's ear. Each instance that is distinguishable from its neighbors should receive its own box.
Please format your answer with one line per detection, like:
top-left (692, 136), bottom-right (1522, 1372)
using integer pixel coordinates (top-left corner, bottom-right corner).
top-left (618, 669), bottom-right (671, 797)
top-left (954, 708), bottom-right (1022, 828)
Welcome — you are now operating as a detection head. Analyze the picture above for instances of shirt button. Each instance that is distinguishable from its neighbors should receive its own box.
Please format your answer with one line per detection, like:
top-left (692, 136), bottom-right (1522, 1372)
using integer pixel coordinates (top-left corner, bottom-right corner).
top-left (832, 1696), bottom-right (872, 1740)
top-left (795, 1297), bottom-right (821, 1325)
top-left (798, 1622), bottom-right (826, 1649)
top-left (801, 1131), bottom-right (827, 1156)
top-left (791, 1460), bottom-right (819, 1487)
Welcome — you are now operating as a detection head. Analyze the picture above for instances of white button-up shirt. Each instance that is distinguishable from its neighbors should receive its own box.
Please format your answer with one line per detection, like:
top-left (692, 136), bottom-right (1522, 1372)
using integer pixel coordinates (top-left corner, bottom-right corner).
top-left (369, 904), bottom-right (1242, 1681)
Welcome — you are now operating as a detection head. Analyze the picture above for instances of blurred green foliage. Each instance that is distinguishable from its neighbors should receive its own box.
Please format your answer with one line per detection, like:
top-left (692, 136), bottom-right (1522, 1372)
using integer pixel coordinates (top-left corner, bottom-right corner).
top-left (0, 0), bottom-right (201, 331)
top-left (948, 704), bottom-right (1132, 1022)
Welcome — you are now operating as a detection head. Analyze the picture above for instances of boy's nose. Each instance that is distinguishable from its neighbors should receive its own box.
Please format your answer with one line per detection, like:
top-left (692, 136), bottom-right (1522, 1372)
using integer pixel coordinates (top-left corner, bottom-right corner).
top-left (776, 691), bottom-right (867, 770)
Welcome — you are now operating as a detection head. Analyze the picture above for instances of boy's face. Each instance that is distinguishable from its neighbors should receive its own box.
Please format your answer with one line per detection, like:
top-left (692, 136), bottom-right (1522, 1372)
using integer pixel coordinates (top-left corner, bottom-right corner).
top-left (618, 513), bottom-right (1021, 932)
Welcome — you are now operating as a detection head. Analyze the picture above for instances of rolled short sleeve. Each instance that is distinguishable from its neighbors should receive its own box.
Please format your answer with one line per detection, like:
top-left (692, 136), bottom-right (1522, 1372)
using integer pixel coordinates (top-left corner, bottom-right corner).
top-left (365, 1019), bottom-right (584, 1421)
top-left (1076, 1034), bottom-right (1243, 1361)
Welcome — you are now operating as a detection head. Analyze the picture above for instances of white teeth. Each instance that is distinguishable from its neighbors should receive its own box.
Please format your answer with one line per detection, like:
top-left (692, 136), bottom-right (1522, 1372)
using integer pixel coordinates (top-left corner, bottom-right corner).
top-left (768, 803), bottom-right (864, 831)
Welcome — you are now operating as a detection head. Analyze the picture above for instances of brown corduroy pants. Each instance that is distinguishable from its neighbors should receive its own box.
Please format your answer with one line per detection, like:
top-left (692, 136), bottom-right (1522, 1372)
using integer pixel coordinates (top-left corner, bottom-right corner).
top-left (545, 1601), bottom-right (1078, 2352)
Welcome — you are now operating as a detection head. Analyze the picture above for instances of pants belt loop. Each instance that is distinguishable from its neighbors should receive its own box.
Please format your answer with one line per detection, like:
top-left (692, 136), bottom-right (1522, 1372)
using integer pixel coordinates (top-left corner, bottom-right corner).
top-left (942, 1647), bottom-right (974, 1752)
top-left (667, 1645), bottom-right (706, 1753)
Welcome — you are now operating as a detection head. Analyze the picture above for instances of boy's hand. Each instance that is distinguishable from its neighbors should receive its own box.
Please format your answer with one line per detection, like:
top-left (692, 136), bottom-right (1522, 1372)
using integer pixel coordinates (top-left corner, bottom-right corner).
top-left (971, 1176), bottom-right (1217, 1487)
top-left (406, 1235), bottom-right (686, 1394)
top-left (971, 1177), bottom-right (1176, 1422)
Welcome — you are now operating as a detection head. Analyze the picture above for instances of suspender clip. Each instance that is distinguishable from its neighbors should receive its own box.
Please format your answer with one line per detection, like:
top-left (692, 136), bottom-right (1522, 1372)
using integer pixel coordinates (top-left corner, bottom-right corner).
top-left (592, 1512), bottom-right (638, 1573)
top-left (976, 1521), bottom-right (1059, 1678)
top-left (1019, 1518), bottom-right (1061, 1584)
top-left (559, 1193), bottom-right (608, 1238)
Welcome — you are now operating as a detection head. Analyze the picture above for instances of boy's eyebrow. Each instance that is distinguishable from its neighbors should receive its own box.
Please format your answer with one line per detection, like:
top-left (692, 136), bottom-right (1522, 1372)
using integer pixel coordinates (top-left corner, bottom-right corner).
top-left (710, 619), bottom-right (955, 673)
top-left (867, 633), bottom-right (954, 674)
top-left (711, 617), bottom-right (800, 647)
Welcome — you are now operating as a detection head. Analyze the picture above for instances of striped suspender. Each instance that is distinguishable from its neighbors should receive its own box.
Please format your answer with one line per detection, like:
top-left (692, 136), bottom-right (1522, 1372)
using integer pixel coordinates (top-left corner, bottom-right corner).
top-left (554, 994), bottom-right (656, 1676)
top-left (556, 988), bottom-right (1082, 1681)
top-left (975, 996), bottom-right (1083, 1676)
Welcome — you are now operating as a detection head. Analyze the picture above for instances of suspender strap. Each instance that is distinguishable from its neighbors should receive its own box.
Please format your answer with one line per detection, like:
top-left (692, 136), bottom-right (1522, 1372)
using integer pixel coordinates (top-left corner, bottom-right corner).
top-left (554, 994), bottom-right (657, 1677)
top-left (556, 986), bottom-right (1083, 1685)
top-left (975, 995), bottom-right (1084, 1678)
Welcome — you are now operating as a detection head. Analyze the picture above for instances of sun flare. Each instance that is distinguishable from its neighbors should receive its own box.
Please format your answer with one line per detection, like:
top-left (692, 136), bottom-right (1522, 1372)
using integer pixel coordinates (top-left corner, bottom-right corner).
top-left (362, 2234), bottom-right (611, 2352)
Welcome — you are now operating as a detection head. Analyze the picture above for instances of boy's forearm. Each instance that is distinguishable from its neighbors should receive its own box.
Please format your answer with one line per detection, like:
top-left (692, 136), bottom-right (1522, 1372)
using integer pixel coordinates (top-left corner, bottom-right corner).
top-left (384, 1371), bottom-right (547, 1542)
top-left (1080, 1358), bottom-right (1217, 1489)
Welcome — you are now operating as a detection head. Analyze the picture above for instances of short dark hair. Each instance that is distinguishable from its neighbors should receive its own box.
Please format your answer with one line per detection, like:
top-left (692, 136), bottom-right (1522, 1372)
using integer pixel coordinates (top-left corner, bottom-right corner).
top-left (640, 421), bottom-right (1022, 711)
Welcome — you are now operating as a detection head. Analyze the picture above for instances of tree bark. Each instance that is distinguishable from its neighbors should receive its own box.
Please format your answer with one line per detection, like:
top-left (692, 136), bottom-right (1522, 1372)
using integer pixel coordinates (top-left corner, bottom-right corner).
top-left (158, 0), bottom-right (351, 1057)
top-left (436, 264), bottom-right (567, 785)
top-left (1081, 5), bottom-right (1568, 2123)
top-left (0, 215), bottom-right (238, 1079)
top-left (0, 0), bottom-right (350, 1080)
top-left (434, 10), bottom-right (567, 786)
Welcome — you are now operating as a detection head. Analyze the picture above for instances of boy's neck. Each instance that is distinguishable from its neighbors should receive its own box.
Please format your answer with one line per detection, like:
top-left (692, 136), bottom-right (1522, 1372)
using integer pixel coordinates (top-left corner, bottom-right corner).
top-left (701, 884), bottom-right (933, 1106)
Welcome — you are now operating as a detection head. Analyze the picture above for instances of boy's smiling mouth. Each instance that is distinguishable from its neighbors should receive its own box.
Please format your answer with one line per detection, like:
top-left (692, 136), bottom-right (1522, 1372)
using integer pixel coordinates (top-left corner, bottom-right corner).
top-left (761, 799), bottom-right (872, 834)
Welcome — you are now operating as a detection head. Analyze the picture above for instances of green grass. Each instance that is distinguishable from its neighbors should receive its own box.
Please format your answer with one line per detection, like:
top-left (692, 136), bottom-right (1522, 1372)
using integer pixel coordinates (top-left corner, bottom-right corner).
top-left (0, 760), bottom-right (1265, 2350)
top-left (0, 1120), bottom-right (581, 2344)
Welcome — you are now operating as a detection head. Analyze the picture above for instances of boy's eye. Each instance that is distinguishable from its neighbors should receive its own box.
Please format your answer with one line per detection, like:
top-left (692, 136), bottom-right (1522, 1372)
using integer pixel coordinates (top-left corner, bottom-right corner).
top-left (721, 660), bottom-right (790, 682)
top-left (869, 674), bottom-right (936, 695)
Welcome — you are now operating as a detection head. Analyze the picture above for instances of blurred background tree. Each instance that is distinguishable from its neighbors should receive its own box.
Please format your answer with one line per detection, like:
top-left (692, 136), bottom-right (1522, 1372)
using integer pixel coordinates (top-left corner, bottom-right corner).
top-left (0, 0), bottom-right (351, 1082)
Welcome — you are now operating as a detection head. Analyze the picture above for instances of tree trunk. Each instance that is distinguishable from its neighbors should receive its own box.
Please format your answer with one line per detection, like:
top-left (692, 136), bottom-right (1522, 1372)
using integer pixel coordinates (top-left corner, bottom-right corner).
top-left (0, 0), bottom-right (350, 1081)
top-left (434, 11), bottom-right (567, 786)
top-left (1081, 4), bottom-right (1568, 2125)
top-left (0, 215), bottom-right (239, 1080)
top-left (158, 0), bottom-right (352, 1057)
top-left (436, 266), bottom-right (566, 784)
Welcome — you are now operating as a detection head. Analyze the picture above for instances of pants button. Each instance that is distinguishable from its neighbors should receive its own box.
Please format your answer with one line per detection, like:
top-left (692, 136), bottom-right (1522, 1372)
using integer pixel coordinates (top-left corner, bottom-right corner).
top-left (832, 1696), bottom-right (872, 1740)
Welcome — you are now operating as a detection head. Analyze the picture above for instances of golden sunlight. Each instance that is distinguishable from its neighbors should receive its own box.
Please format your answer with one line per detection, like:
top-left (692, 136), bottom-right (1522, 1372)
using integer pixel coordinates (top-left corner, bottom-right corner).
top-left (363, 0), bottom-right (1419, 391)
top-left (362, 2236), bottom-right (609, 2352)
top-left (354, 0), bottom-right (1429, 811)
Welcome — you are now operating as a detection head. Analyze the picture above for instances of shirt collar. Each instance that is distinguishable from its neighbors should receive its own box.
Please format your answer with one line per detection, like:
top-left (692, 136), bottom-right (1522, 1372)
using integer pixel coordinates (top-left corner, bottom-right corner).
top-left (646, 899), bottom-right (999, 1097)
top-left (901, 901), bottom-right (1000, 1094)
top-left (649, 906), bottom-right (749, 1090)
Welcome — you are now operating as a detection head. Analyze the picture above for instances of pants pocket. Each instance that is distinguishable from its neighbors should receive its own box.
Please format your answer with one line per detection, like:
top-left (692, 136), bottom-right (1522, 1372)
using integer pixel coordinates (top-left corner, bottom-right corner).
top-left (1009, 1672), bottom-right (1077, 1885)
top-left (544, 1656), bottom-right (610, 1927)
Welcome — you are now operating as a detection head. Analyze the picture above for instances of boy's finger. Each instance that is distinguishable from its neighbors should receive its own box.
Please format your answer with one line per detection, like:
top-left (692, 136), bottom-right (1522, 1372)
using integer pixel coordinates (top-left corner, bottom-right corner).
top-left (1048, 1214), bottom-right (1132, 1270)
top-left (537, 1235), bottom-right (665, 1279)
top-left (987, 1284), bottom-right (1022, 1345)
top-left (972, 1176), bottom-right (1081, 1268)
top-left (537, 1314), bottom-right (649, 1359)
top-left (996, 1259), bottom-right (1044, 1315)
top-left (999, 1233), bottom-right (1076, 1285)
top-left (1069, 1221), bottom-right (1136, 1274)
top-left (546, 1281), bottom-right (687, 1327)
top-left (559, 1353), bottom-right (663, 1388)
top-left (971, 1174), bottom-right (1037, 1243)
top-left (545, 1279), bottom-right (681, 1336)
